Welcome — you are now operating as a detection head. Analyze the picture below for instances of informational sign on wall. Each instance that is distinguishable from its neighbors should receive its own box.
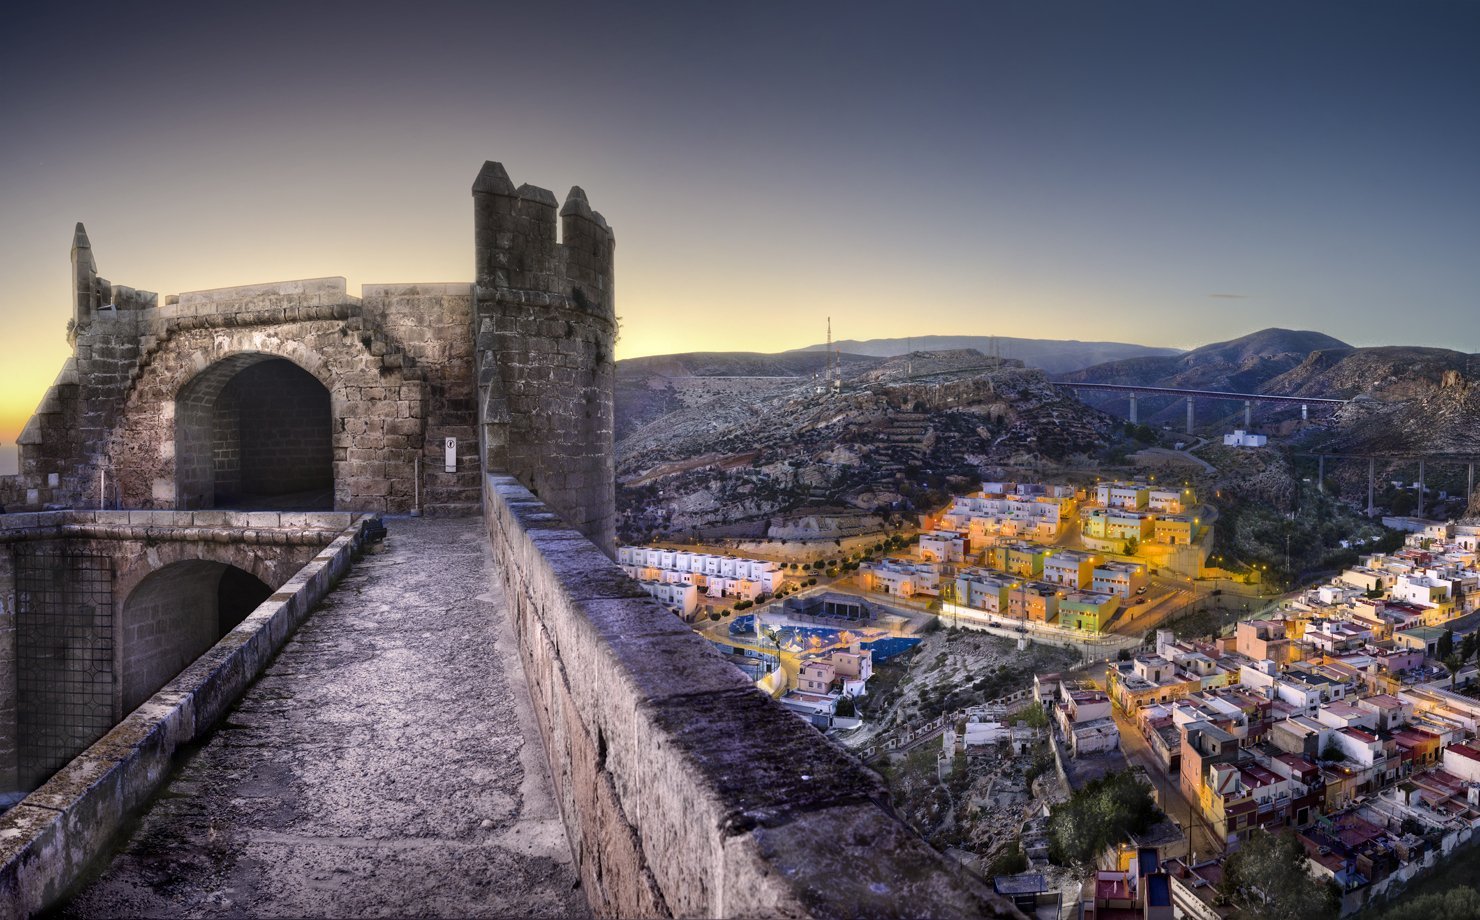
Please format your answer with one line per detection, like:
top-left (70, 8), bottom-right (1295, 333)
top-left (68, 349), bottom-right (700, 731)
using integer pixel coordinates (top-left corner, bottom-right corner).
top-left (444, 437), bottom-right (457, 473)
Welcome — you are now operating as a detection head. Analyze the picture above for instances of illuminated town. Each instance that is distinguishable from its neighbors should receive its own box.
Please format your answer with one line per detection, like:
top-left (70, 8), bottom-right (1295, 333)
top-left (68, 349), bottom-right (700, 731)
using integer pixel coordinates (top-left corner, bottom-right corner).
top-left (619, 471), bottom-right (1480, 917)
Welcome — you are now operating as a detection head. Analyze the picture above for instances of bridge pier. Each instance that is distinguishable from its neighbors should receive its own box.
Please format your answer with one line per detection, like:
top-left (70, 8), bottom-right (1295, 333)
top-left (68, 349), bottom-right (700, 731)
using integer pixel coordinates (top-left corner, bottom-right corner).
top-left (1185, 396), bottom-right (1194, 434)
top-left (1301, 403), bottom-right (1309, 421)
top-left (1368, 458), bottom-right (1376, 517)
top-left (1244, 400), bottom-right (1252, 429)
top-left (1318, 455), bottom-right (1325, 493)
top-left (1418, 459), bottom-right (1425, 518)
top-left (1128, 393), bottom-right (1138, 425)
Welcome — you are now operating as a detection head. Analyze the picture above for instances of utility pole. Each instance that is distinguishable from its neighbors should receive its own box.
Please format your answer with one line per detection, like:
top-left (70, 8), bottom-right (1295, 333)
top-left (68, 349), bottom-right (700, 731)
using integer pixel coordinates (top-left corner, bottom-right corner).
top-left (940, 563), bottom-right (959, 629)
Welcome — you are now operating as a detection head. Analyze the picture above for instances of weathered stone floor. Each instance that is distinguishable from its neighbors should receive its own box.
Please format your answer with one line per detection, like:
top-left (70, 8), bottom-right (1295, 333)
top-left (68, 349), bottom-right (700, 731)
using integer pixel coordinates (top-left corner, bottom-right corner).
top-left (59, 517), bottom-right (585, 919)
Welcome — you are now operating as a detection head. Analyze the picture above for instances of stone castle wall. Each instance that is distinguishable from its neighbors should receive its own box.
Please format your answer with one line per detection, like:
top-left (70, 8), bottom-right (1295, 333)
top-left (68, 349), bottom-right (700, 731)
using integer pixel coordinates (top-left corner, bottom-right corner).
top-left (0, 162), bottom-right (616, 539)
top-left (360, 283), bottom-right (481, 515)
top-left (0, 515), bottom-right (371, 917)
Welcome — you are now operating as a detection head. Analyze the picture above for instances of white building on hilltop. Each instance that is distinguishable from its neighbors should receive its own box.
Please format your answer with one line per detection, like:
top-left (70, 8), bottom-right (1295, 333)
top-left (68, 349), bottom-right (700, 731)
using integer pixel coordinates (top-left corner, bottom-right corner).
top-left (1223, 430), bottom-right (1267, 448)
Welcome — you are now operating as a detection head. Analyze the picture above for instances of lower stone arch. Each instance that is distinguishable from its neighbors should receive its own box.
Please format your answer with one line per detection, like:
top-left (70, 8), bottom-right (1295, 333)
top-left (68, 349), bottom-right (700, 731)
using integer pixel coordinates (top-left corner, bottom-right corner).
top-left (175, 354), bottom-right (334, 510)
top-left (118, 560), bottom-right (274, 714)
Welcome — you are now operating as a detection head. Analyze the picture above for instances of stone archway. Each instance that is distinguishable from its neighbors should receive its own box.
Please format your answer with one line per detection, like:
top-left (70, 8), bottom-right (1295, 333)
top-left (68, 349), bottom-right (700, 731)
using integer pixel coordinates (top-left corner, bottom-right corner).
top-left (107, 319), bottom-right (426, 514)
top-left (118, 560), bottom-right (273, 715)
top-left (175, 355), bottom-right (334, 510)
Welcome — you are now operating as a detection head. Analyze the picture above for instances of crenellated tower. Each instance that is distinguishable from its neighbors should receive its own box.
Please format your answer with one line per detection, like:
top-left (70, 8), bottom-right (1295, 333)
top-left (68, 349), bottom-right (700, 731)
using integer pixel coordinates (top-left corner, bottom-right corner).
top-left (472, 161), bottom-right (617, 555)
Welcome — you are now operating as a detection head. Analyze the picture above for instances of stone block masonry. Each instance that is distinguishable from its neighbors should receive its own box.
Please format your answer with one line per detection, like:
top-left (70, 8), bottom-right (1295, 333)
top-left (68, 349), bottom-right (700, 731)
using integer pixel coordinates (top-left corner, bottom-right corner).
top-left (0, 515), bottom-right (373, 918)
top-left (1, 160), bottom-right (617, 540)
top-left (483, 473), bottom-right (1023, 918)
top-left (0, 511), bottom-right (355, 794)
top-left (474, 163), bottom-right (617, 555)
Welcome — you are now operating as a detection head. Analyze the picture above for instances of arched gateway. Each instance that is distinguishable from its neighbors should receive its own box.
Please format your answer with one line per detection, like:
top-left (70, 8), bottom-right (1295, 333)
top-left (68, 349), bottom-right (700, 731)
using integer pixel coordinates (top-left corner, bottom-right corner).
top-left (175, 355), bottom-right (334, 510)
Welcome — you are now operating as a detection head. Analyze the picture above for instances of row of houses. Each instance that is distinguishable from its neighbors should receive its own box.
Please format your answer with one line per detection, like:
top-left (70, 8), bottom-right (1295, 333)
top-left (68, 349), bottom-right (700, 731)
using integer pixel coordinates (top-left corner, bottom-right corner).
top-left (1094, 481), bottom-right (1192, 514)
top-left (617, 545), bottom-right (785, 587)
top-left (617, 545), bottom-right (787, 616)
top-left (952, 567), bottom-right (1125, 633)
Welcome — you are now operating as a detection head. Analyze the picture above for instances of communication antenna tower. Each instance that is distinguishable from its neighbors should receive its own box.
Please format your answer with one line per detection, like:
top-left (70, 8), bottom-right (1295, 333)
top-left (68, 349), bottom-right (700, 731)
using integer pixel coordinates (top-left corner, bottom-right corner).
top-left (827, 316), bottom-right (841, 394)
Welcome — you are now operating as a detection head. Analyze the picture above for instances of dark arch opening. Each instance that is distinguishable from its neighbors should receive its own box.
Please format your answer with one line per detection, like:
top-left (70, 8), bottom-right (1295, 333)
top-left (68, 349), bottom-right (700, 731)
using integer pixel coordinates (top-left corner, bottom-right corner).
top-left (119, 560), bottom-right (274, 715)
top-left (176, 355), bottom-right (334, 510)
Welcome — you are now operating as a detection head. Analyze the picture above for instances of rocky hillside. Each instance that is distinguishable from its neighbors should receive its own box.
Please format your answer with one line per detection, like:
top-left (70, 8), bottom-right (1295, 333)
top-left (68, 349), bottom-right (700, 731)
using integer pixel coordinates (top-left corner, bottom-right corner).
top-left (615, 350), bottom-right (1117, 542)
top-left (791, 335), bottom-right (1181, 374)
top-left (615, 350), bottom-right (883, 441)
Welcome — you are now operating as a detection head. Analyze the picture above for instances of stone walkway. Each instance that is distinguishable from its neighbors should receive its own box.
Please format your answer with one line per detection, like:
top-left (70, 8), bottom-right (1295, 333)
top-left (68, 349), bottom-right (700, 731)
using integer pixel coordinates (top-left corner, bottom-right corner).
top-left (59, 518), bottom-right (585, 919)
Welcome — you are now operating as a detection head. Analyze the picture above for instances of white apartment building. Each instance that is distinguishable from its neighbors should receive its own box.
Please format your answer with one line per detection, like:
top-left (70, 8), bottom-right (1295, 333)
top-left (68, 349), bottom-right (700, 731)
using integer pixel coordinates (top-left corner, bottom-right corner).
top-left (1148, 487), bottom-right (1192, 513)
top-left (639, 581), bottom-right (700, 618)
top-left (918, 530), bottom-right (968, 564)
top-left (1094, 481), bottom-right (1149, 510)
top-left (1092, 561), bottom-right (1148, 598)
top-left (858, 559), bottom-right (941, 597)
top-left (1454, 524), bottom-right (1480, 553)
top-left (617, 546), bottom-right (784, 600)
top-left (1392, 573), bottom-right (1453, 608)
top-left (939, 500), bottom-right (1061, 545)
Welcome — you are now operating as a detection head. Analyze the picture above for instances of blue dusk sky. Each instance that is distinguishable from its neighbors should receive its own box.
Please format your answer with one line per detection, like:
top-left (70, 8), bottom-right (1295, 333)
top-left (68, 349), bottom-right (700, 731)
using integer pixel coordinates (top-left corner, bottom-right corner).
top-left (1, 1), bottom-right (1478, 462)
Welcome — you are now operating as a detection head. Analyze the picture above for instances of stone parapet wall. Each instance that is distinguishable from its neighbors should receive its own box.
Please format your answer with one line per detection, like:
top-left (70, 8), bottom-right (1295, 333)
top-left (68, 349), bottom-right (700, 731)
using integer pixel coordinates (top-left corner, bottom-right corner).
top-left (0, 509), bottom-right (359, 792)
top-left (0, 516), bottom-right (372, 919)
top-left (483, 473), bottom-right (1020, 918)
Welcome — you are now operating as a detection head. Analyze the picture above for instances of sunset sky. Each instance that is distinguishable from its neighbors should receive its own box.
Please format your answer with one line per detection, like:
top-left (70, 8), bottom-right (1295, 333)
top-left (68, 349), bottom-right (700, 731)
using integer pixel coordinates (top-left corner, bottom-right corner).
top-left (2, 1), bottom-right (1478, 469)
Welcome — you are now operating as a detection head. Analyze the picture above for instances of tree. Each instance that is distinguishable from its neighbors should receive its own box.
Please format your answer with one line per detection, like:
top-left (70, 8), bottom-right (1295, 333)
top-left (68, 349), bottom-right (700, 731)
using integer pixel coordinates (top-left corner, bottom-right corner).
top-left (1047, 770), bottom-right (1160, 868)
top-left (1378, 886), bottom-right (1480, 920)
top-left (1320, 737), bottom-right (1344, 762)
top-left (834, 695), bottom-right (856, 717)
top-left (1390, 490), bottom-right (1416, 516)
top-left (1123, 537), bottom-right (1139, 556)
top-left (1438, 628), bottom-right (1455, 661)
top-left (986, 839), bottom-right (1028, 877)
top-left (1462, 631), bottom-right (1478, 664)
top-left (1218, 828), bottom-right (1339, 920)
top-left (1444, 654), bottom-right (1463, 688)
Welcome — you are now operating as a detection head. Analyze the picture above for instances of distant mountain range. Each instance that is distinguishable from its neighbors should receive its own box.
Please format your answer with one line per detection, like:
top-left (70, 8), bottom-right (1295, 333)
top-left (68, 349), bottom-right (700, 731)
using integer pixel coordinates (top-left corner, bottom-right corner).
top-left (789, 335), bottom-right (1182, 375)
top-left (616, 325), bottom-right (1480, 469)
top-left (1059, 328), bottom-right (1356, 394)
top-left (612, 326), bottom-right (1480, 537)
top-left (1062, 327), bottom-right (1480, 467)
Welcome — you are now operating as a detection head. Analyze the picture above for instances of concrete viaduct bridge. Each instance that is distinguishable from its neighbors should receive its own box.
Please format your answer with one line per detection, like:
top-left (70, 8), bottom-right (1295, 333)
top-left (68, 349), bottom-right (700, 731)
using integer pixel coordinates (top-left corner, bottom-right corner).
top-left (0, 162), bottom-right (1022, 918)
top-left (1297, 451), bottom-right (1480, 518)
top-left (1055, 381), bottom-right (1350, 433)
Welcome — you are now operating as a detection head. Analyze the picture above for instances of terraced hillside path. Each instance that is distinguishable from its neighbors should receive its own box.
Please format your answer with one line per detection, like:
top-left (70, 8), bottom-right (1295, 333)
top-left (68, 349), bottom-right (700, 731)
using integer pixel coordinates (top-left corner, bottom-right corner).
top-left (59, 517), bottom-right (585, 919)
